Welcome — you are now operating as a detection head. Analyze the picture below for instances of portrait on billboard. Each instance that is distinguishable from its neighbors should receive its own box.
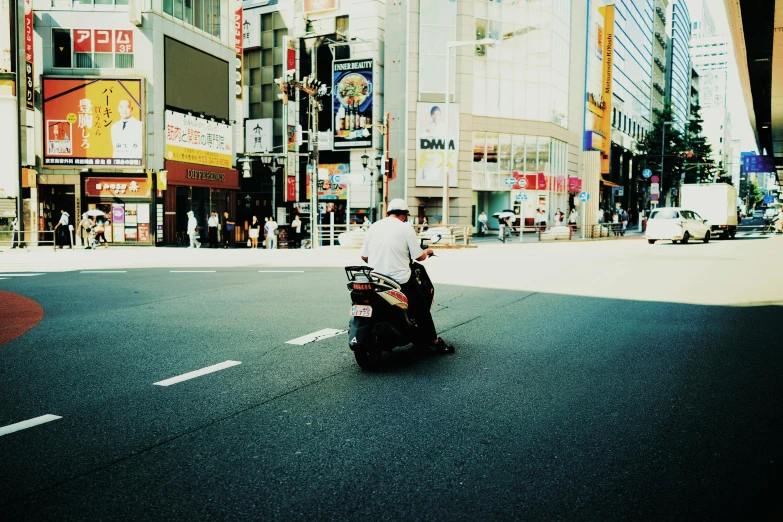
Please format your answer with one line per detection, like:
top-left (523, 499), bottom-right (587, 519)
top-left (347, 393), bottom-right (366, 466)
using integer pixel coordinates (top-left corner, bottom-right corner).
top-left (416, 103), bottom-right (459, 187)
top-left (332, 59), bottom-right (373, 149)
top-left (43, 78), bottom-right (144, 167)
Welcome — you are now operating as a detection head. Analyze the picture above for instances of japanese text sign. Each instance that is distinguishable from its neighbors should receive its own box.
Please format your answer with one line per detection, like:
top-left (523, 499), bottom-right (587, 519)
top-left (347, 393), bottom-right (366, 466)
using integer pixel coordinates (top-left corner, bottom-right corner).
top-left (43, 78), bottom-right (144, 167)
top-left (165, 110), bottom-right (233, 169)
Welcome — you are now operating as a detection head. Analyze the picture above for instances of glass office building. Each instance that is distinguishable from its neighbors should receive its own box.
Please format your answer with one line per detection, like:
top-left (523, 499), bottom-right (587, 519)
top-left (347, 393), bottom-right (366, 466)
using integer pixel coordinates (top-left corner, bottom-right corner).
top-left (666, 0), bottom-right (692, 133)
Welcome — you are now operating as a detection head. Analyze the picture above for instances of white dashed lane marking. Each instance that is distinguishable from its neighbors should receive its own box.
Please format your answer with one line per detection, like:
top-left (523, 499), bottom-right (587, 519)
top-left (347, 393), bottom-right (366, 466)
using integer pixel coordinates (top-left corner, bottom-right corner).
top-left (0, 273), bottom-right (46, 277)
top-left (286, 328), bottom-right (347, 345)
top-left (258, 270), bottom-right (305, 273)
top-left (153, 360), bottom-right (242, 387)
top-left (80, 271), bottom-right (128, 274)
top-left (169, 270), bottom-right (216, 273)
top-left (0, 415), bottom-right (62, 437)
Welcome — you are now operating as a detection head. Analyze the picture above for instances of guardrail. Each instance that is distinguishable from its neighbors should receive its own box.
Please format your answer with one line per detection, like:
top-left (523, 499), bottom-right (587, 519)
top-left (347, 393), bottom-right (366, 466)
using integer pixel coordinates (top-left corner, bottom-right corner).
top-left (0, 229), bottom-right (61, 248)
top-left (495, 222), bottom-right (633, 243)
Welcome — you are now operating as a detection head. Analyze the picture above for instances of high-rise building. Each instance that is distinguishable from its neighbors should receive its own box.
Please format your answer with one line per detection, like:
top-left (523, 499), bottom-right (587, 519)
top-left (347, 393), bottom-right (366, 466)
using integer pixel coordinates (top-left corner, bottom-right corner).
top-left (385, 0), bottom-right (589, 230)
top-left (12, 0), bottom-right (239, 247)
top-left (666, 0), bottom-right (691, 133)
top-left (652, 0), bottom-right (670, 119)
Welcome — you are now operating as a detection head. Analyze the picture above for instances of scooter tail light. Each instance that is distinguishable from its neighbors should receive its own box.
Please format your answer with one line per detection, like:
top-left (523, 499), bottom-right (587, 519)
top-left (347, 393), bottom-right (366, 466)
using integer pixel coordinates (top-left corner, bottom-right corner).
top-left (352, 283), bottom-right (373, 291)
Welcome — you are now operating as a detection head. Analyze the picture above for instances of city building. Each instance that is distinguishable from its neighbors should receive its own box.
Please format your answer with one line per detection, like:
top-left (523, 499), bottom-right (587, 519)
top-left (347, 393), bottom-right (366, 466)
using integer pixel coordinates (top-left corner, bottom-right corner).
top-left (385, 0), bottom-right (589, 230)
top-left (12, 0), bottom-right (238, 246)
top-left (240, 0), bottom-right (384, 238)
top-left (665, 0), bottom-right (691, 133)
top-left (607, 0), bottom-right (655, 211)
top-left (652, 0), bottom-right (669, 119)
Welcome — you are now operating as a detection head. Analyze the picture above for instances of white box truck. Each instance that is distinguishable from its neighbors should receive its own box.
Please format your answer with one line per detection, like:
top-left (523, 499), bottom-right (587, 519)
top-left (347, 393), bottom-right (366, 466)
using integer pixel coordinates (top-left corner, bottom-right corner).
top-left (679, 184), bottom-right (739, 238)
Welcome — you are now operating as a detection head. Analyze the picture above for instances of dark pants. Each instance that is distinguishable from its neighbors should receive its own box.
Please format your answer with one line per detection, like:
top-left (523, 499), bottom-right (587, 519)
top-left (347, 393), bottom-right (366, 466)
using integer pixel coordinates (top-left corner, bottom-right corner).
top-left (222, 228), bottom-right (232, 248)
top-left (400, 278), bottom-right (437, 345)
top-left (208, 227), bottom-right (218, 248)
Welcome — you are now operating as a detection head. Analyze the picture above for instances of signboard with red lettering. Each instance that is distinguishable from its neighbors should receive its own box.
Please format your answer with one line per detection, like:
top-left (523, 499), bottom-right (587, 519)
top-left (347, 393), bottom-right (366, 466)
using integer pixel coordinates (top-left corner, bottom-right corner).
top-left (286, 174), bottom-right (297, 202)
top-left (234, 0), bottom-right (243, 100)
top-left (73, 29), bottom-right (93, 53)
top-left (24, 0), bottom-right (34, 110)
top-left (115, 30), bottom-right (133, 53)
top-left (84, 177), bottom-right (151, 198)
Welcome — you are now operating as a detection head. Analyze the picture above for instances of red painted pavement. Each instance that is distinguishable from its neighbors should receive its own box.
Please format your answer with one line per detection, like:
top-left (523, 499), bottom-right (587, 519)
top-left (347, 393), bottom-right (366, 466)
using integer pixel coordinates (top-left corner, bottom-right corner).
top-left (0, 291), bottom-right (44, 346)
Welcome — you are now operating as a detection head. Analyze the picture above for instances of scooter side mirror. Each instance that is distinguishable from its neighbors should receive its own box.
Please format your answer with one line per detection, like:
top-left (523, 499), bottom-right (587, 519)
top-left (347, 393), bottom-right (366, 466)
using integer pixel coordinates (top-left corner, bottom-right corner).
top-left (430, 234), bottom-right (442, 244)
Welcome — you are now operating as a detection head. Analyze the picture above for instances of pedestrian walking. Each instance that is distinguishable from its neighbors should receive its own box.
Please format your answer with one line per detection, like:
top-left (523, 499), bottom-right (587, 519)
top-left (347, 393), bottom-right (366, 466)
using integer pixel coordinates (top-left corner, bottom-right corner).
top-left (362, 215), bottom-right (370, 231)
top-left (421, 216), bottom-right (429, 232)
top-left (568, 207), bottom-right (578, 232)
top-left (94, 219), bottom-right (109, 248)
top-left (554, 208), bottom-right (565, 226)
top-left (222, 211), bottom-right (235, 248)
top-left (478, 211), bottom-right (488, 236)
top-left (78, 213), bottom-right (94, 249)
top-left (187, 210), bottom-right (201, 248)
top-left (249, 216), bottom-right (261, 249)
top-left (291, 214), bottom-right (302, 248)
top-left (265, 216), bottom-right (278, 249)
top-left (536, 208), bottom-right (547, 232)
top-left (208, 211), bottom-right (219, 248)
top-left (54, 209), bottom-right (71, 249)
top-left (11, 216), bottom-right (20, 248)
top-left (621, 208), bottom-right (629, 235)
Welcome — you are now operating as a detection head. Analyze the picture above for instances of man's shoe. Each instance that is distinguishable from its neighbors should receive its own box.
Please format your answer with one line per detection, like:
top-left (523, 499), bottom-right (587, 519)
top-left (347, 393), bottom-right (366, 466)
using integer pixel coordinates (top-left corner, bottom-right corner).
top-left (431, 337), bottom-right (455, 354)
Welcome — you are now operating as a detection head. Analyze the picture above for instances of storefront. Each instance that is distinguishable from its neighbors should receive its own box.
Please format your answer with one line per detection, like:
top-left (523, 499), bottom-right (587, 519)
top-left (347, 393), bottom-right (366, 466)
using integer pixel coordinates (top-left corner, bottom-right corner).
top-left (82, 176), bottom-right (154, 244)
top-left (163, 160), bottom-right (239, 245)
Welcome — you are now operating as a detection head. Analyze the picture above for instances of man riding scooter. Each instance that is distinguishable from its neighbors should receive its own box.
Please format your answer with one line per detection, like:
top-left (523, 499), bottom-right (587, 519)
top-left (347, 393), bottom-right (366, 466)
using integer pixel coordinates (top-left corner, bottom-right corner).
top-left (360, 199), bottom-right (454, 354)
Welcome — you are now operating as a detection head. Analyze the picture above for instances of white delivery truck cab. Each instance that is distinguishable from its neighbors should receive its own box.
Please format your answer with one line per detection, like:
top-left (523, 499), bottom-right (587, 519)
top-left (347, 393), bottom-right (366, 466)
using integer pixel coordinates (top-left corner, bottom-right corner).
top-left (679, 184), bottom-right (739, 238)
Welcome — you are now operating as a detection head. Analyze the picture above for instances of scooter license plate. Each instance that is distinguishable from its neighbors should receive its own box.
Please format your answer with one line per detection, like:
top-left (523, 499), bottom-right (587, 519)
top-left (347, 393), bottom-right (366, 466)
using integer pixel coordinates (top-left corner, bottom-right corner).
top-left (350, 305), bottom-right (372, 318)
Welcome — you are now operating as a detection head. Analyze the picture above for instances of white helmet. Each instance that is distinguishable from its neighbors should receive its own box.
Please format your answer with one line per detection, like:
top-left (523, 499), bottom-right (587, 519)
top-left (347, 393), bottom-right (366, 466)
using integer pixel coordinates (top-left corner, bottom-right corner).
top-left (387, 198), bottom-right (410, 215)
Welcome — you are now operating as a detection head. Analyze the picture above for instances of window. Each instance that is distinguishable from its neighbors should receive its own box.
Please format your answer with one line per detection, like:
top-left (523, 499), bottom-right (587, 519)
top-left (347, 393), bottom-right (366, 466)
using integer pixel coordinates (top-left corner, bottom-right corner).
top-left (52, 29), bottom-right (72, 68)
top-left (475, 18), bottom-right (487, 57)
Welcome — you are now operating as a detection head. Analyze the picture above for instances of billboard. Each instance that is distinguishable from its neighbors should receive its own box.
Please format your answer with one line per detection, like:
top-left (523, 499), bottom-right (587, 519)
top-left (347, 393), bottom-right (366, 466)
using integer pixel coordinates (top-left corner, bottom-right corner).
top-left (332, 59), bottom-right (373, 149)
top-left (24, 0), bottom-right (34, 110)
top-left (304, 0), bottom-right (337, 14)
top-left (165, 110), bottom-right (233, 169)
top-left (43, 78), bottom-right (144, 167)
top-left (416, 102), bottom-right (459, 187)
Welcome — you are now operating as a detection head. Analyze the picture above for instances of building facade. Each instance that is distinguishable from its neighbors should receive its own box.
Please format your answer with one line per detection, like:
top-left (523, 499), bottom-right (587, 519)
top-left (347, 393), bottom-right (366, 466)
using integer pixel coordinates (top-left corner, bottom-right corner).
top-left (651, 0), bottom-right (669, 119)
top-left (386, 0), bottom-right (588, 230)
top-left (665, 0), bottom-right (690, 133)
top-left (16, 0), bottom-right (237, 247)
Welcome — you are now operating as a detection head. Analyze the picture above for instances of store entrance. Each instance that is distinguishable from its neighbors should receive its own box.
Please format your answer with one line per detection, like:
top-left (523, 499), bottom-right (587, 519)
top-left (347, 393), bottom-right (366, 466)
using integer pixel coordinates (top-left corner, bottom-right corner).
top-left (38, 185), bottom-right (76, 245)
top-left (174, 187), bottom-right (229, 243)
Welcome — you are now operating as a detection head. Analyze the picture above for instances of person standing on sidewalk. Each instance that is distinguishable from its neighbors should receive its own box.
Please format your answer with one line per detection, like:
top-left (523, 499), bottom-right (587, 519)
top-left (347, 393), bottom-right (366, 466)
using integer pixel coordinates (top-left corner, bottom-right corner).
top-left (54, 210), bottom-right (71, 249)
top-left (187, 211), bottom-right (200, 248)
top-left (536, 208), bottom-right (547, 232)
top-left (265, 216), bottom-right (278, 249)
top-left (291, 214), bottom-right (302, 248)
top-left (94, 219), bottom-right (109, 248)
top-left (207, 211), bottom-right (219, 248)
top-left (621, 208), bottom-right (629, 236)
top-left (568, 207), bottom-right (578, 232)
top-left (78, 213), bottom-right (94, 249)
top-left (222, 211), bottom-right (235, 248)
top-left (249, 216), bottom-right (261, 249)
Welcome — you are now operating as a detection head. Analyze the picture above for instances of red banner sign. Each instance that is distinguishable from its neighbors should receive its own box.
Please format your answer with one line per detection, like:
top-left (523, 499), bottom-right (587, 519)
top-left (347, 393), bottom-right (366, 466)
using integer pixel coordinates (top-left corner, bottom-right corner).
top-left (84, 177), bottom-right (151, 198)
top-left (286, 175), bottom-right (297, 202)
top-left (94, 30), bottom-right (113, 53)
top-left (164, 160), bottom-right (240, 190)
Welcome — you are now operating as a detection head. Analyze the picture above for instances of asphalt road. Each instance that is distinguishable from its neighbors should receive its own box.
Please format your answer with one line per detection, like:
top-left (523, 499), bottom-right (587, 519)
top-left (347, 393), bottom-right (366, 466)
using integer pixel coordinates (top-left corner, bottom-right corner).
top-left (1, 246), bottom-right (781, 520)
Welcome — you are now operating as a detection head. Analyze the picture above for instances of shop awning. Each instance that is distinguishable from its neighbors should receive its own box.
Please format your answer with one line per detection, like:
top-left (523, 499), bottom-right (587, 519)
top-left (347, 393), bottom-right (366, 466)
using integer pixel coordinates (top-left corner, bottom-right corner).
top-left (600, 175), bottom-right (620, 188)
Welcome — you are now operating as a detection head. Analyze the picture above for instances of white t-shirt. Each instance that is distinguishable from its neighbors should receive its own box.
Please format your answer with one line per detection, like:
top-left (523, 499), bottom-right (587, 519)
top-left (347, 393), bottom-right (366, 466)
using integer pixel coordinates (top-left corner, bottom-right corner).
top-left (208, 215), bottom-right (218, 227)
top-left (292, 218), bottom-right (302, 233)
top-left (58, 212), bottom-right (69, 226)
top-left (361, 217), bottom-right (425, 284)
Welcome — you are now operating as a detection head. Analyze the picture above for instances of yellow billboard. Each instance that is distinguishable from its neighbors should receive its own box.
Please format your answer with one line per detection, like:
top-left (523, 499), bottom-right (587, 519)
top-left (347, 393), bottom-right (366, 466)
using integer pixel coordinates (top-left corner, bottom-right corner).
top-left (43, 78), bottom-right (144, 167)
top-left (164, 110), bottom-right (233, 169)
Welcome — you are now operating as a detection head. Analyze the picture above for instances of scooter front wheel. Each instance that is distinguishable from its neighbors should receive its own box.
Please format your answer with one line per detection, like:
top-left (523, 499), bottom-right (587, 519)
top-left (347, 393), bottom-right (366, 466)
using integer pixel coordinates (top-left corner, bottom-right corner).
top-left (353, 346), bottom-right (382, 370)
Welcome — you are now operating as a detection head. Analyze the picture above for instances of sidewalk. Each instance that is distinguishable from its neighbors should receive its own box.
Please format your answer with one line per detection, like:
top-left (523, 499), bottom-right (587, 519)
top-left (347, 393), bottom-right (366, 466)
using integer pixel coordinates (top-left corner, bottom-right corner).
top-left (472, 225), bottom-right (645, 244)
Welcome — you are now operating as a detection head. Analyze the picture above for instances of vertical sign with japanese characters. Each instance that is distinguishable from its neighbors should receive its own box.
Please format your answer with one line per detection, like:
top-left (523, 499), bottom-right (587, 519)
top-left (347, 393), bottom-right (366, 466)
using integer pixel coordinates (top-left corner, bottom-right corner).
top-left (24, 0), bottom-right (34, 110)
top-left (234, 0), bottom-right (243, 100)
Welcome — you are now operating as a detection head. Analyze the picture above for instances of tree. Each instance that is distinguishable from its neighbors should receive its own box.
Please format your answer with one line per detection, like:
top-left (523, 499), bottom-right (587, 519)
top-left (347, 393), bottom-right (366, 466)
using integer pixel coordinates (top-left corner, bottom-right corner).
top-left (635, 102), bottom-right (686, 198)
top-left (683, 104), bottom-right (718, 183)
top-left (741, 178), bottom-right (764, 209)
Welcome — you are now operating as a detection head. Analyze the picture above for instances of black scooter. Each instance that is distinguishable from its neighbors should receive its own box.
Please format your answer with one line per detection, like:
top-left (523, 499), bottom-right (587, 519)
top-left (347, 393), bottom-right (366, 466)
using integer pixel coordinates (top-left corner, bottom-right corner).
top-left (344, 234), bottom-right (441, 369)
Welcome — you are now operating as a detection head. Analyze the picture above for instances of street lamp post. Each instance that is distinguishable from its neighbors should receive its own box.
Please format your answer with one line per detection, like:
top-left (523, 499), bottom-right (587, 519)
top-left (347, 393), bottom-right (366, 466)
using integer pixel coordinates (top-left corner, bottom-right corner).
top-left (659, 121), bottom-right (676, 207)
top-left (442, 38), bottom-right (497, 225)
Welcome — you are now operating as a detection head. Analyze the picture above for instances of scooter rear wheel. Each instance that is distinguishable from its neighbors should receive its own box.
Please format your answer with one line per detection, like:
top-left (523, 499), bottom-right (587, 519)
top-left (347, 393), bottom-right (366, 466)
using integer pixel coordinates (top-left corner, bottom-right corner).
top-left (354, 347), bottom-right (382, 370)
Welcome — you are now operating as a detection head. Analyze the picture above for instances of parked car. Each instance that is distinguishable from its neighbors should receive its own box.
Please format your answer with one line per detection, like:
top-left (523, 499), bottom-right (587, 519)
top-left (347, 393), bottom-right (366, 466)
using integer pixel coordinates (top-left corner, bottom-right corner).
top-left (764, 207), bottom-right (779, 223)
top-left (753, 209), bottom-right (765, 219)
top-left (645, 207), bottom-right (711, 244)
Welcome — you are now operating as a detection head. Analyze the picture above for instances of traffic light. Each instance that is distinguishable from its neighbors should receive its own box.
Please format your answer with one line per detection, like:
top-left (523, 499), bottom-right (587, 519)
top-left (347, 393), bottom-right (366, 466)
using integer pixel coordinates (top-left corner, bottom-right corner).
top-left (274, 78), bottom-right (289, 104)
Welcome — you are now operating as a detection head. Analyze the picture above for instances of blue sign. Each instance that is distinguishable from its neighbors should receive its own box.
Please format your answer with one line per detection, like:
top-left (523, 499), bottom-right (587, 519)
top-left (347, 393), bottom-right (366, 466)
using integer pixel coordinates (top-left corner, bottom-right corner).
top-left (516, 191), bottom-right (528, 201)
top-left (763, 195), bottom-right (775, 205)
top-left (742, 154), bottom-right (775, 173)
top-left (579, 192), bottom-right (590, 202)
top-left (504, 178), bottom-right (516, 185)
top-left (642, 169), bottom-right (653, 179)
top-left (330, 174), bottom-right (342, 184)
